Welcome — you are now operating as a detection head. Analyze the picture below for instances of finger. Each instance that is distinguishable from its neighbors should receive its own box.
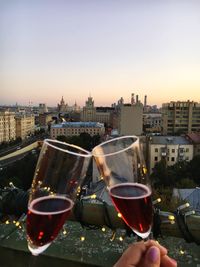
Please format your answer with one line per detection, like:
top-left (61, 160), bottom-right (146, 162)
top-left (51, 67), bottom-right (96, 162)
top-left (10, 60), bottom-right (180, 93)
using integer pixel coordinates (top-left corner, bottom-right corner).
top-left (145, 240), bottom-right (168, 256)
top-left (143, 246), bottom-right (161, 267)
top-left (161, 255), bottom-right (177, 267)
top-left (114, 241), bottom-right (146, 267)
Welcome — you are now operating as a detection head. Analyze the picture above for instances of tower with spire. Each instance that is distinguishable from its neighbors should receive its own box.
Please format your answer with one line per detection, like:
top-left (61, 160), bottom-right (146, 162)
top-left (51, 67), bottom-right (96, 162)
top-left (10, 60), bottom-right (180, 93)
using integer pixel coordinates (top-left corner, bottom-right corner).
top-left (57, 96), bottom-right (68, 112)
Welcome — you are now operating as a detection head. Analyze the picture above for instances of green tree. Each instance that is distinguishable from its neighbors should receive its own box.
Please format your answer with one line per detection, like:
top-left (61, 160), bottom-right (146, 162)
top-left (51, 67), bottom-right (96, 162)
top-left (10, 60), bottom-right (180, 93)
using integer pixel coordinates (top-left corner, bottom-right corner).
top-left (188, 155), bottom-right (200, 185)
top-left (150, 159), bottom-right (173, 188)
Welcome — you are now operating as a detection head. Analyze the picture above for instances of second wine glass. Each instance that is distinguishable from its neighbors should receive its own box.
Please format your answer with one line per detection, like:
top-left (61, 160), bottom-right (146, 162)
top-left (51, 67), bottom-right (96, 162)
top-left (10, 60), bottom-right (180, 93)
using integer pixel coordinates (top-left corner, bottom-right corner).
top-left (92, 135), bottom-right (153, 239)
top-left (26, 139), bottom-right (91, 256)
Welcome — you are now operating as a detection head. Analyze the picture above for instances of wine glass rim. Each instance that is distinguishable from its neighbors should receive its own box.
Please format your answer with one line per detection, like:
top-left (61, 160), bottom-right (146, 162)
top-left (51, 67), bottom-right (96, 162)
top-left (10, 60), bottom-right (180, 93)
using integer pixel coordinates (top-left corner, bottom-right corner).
top-left (44, 139), bottom-right (92, 158)
top-left (92, 135), bottom-right (139, 157)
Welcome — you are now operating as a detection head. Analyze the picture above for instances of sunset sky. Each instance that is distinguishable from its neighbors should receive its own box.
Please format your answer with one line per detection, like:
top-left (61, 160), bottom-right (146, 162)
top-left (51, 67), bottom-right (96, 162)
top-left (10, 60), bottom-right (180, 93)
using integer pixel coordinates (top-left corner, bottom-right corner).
top-left (1, 0), bottom-right (200, 107)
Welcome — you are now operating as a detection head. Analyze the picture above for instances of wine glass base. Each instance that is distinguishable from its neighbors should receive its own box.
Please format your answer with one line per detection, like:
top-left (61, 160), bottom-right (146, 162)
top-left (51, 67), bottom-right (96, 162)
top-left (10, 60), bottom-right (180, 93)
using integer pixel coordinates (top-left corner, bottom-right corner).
top-left (28, 243), bottom-right (51, 256)
top-left (132, 228), bottom-right (151, 240)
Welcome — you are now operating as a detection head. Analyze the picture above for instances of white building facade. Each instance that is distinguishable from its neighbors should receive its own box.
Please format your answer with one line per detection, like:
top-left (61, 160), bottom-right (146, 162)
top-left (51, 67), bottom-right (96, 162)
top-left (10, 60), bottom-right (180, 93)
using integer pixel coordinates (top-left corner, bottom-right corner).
top-left (148, 136), bottom-right (193, 173)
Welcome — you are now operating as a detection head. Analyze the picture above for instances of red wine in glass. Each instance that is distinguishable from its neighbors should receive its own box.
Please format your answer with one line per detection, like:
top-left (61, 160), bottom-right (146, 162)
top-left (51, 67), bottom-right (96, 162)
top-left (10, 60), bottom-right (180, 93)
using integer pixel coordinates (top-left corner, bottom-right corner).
top-left (27, 195), bottom-right (73, 255)
top-left (109, 183), bottom-right (153, 239)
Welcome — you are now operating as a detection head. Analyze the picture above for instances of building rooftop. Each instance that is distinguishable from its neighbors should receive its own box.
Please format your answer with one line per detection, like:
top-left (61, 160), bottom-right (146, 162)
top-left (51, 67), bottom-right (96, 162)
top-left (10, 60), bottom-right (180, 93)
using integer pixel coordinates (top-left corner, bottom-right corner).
top-left (173, 188), bottom-right (200, 214)
top-left (151, 136), bottom-right (191, 145)
top-left (51, 122), bottom-right (104, 128)
top-left (186, 133), bottom-right (200, 144)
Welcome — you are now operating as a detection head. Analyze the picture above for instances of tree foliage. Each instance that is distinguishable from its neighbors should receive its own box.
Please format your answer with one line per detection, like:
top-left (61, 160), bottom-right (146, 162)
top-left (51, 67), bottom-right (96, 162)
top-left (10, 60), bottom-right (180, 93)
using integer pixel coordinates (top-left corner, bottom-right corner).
top-left (0, 151), bottom-right (39, 190)
top-left (150, 156), bottom-right (200, 189)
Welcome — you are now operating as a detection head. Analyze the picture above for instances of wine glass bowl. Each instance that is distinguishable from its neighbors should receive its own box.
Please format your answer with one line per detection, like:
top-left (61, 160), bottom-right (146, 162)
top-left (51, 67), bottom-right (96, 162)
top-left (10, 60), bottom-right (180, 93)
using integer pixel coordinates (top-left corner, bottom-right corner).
top-left (26, 139), bottom-right (91, 255)
top-left (92, 135), bottom-right (153, 239)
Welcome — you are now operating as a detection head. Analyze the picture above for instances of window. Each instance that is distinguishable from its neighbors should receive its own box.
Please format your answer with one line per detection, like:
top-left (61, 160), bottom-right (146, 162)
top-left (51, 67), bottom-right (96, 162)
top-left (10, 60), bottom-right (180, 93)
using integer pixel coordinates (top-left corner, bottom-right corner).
top-left (171, 157), bottom-right (175, 162)
top-left (172, 149), bottom-right (175, 153)
top-left (185, 148), bottom-right (189, 153)
top-left (154, 156), bottom-right (158, 161)
top-left (155, 148), bottom-right (158, 152)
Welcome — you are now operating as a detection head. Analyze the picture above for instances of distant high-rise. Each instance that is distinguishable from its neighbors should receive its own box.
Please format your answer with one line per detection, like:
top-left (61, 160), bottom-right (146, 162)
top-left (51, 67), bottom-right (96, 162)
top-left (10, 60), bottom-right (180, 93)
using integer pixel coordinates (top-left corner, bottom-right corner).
top-left (57, 96), bottom-right (68, 113)
top-left (144, 95), bottom-right (147, 107)
top-left (162, 101), bottom-right (200, 135)
top-left (81, 95), bottom-right (111, 125)
top-left (131, 93), bottom-right (135, 105)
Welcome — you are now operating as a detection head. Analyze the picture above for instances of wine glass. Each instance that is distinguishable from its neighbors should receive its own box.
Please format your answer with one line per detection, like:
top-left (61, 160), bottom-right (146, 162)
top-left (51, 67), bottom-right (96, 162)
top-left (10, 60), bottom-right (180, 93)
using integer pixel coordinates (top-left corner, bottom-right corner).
top-left (26, 139), bottom-right (91, 256)
top-left (92, 135), bottom-right (153, 239)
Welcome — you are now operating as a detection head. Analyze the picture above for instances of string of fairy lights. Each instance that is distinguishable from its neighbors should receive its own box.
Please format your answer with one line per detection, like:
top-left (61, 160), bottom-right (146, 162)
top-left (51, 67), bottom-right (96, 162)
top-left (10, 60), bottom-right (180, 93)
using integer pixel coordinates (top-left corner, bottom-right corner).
top-left (0, 183), bottom-right (198, 258)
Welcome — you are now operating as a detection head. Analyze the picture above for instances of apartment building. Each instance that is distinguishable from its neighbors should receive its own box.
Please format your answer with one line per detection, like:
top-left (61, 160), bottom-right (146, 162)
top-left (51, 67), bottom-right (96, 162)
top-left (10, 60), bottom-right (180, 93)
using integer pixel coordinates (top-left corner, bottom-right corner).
top-left (148, 136), bottom-right (193, 173)
top-left (0, 110), bottom-right (16, 143)
top-left (162, 101), bottom-right (200, 135)
top-left (15, 114), bottom-right (35, 140)
top-left (50, 122), bottom-right (105, 139)
top-left (143, 113), bottom-right (162, 133)
top-left (38, 113), bottom-right (52, 127)
top-left (118, 102), bottom-right (143, 136)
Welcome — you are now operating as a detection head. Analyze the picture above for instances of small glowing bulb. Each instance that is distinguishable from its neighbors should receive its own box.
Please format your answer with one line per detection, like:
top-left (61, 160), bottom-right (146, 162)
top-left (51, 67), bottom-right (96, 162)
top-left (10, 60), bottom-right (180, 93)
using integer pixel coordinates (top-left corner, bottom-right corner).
top-left (119, 236), bottom-right (123, 241)
top-left (15, 222), bottom-right (20, 227)
top-left (157, 198), bottom-right (161, 203)
top-left (117, 213), bottom-right (122, 218)
top-left (91, 194), bottom-right (96, 199)
top-left (80, 236), bottom-right (85, 241)
top-left (5, 220), bottom-right (10, 225)
top-left (13, 220), bottom-right (16, 224)
top-left (18, 225), bottom-right (22, 229)
top-left (102, 227), bottom-right (106, 232)
top-left (168, 215), bottom-right (175, 221)
top-left (63, 230), bottom-right (67, 235)
top-left (180, 250), bottom-right (185, 255)
top-left (142, 167), bottom-right (147, 174)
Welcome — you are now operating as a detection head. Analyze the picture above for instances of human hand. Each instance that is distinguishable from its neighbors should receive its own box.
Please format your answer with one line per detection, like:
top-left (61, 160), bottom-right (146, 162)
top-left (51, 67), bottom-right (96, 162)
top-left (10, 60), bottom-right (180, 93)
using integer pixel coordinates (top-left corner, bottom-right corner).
top-left (114, 240), bottom-right (177, 267)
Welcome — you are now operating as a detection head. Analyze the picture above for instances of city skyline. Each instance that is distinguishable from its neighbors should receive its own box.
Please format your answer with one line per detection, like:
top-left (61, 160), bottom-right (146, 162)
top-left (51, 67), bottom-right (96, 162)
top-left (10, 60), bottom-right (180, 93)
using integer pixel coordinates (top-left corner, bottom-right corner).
top-left (1, 0), bottom-right (200, 107)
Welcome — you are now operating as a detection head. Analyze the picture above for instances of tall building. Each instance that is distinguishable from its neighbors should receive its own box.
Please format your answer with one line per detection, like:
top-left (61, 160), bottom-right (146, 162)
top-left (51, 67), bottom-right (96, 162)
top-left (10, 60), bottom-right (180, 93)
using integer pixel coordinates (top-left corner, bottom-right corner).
top-left (57, 96), bottom-right (68, 113)
top-left (81, 96), bottom-right (96, 121)
top-left (57, 96), bottom-right (81, 113)
top-left (144, 95), bottom-right (147, 107)
top-left (15, 114), bottom-right (35, 140)
top-left (81, 96), bottom-right (111, 125)
top-left (0, 110), bottom-right (16, 143)
top-left (162, 101), bottom-right (200, 135)
top-left (119, 103), bottom-right (143, 135)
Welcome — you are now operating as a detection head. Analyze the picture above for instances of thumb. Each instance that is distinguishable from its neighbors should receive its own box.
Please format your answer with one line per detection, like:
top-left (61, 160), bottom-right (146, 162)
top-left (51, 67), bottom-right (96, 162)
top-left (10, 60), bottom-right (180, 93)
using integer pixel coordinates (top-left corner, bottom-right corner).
top-left (143, 246), bottom-right (161, 267)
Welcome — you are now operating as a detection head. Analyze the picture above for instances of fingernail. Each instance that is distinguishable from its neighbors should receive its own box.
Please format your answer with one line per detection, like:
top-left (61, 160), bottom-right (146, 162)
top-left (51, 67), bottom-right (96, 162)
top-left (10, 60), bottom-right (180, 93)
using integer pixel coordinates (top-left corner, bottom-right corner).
top-left (148, 246), bottom-right (159, 263)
